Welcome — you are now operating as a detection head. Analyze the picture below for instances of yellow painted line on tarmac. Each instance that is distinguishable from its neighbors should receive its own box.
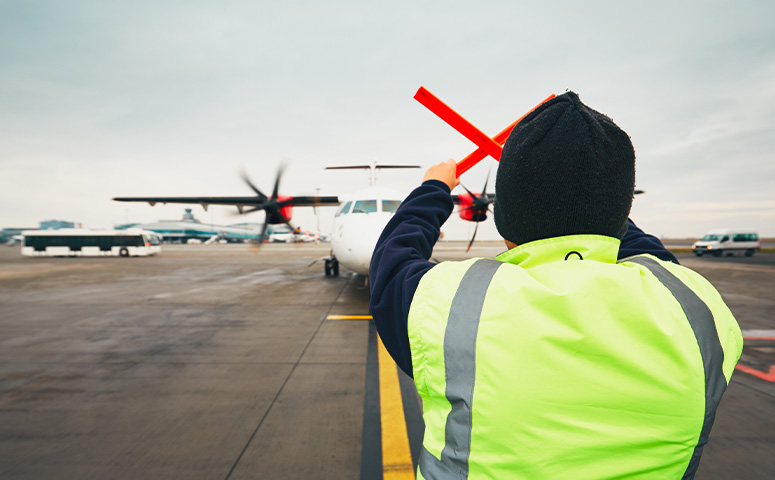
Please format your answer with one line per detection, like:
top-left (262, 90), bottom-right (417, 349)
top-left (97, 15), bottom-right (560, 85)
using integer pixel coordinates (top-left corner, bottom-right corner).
top-left (326, 314), bottom-right (373, 320)
top-left (377, 337), bottom-right (415, 479)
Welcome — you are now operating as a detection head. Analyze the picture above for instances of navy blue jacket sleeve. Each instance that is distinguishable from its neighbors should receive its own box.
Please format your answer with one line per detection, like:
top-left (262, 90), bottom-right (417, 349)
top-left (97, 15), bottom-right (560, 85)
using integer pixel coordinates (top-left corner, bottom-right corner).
top-left (618, 219), bottom-right (679, 264)
top-left (369, 180), bottom-right (453, 377)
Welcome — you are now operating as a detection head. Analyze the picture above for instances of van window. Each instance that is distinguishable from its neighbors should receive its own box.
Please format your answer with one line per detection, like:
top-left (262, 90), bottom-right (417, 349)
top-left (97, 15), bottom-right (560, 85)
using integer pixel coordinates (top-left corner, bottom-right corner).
top-left (352, 200), bottom-right (377, 214)
top-left (733, 233), bottom-right (758, 242)
top-left (701, 234), bottom-right (722, 241)
top-left (335, 201), bottom-right (352, 217)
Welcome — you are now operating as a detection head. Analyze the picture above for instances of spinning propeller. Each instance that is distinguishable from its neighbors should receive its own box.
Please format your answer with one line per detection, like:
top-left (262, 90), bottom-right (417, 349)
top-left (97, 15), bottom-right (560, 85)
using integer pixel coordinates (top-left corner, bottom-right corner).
top-left (457, 168), bottom-right (495, 252)
top-left (239, 163), bottom-right (296, 244)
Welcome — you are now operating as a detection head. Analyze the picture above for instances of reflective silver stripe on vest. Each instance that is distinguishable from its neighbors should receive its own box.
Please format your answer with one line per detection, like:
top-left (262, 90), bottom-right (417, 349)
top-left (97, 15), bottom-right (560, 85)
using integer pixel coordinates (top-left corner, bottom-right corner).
top-left (419, 258), bottom-right (502, 480)
top-left (621, 256), bottom-right (726, 480)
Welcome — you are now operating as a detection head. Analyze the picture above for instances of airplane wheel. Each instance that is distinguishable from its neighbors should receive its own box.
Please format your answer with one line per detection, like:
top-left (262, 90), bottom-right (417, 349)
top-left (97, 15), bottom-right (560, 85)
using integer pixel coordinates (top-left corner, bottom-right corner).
top-left (324, 259), bottom-right (332, 277)
top-left (331, 258), bottom-right (339, 277)
top-left (119, 248), bottom-right (129, 257)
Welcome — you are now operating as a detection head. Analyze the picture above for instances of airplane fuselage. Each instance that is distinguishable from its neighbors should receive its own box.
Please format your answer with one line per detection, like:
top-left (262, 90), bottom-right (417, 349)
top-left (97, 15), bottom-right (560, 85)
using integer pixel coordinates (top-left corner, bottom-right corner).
top-left (329, 186), bottom-right (405, 276)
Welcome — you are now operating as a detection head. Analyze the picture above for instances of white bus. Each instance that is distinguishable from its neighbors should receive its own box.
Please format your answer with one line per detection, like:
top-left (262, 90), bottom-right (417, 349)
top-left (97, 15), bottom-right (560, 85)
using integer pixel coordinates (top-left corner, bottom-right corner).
top-left (22, 229), bottom-right (162, 257)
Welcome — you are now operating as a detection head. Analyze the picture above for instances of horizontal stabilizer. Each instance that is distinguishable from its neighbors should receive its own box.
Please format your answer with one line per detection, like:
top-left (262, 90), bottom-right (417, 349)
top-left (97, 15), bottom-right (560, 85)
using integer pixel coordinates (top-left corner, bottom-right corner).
top-left (325, 164), bottom-right (420, 170)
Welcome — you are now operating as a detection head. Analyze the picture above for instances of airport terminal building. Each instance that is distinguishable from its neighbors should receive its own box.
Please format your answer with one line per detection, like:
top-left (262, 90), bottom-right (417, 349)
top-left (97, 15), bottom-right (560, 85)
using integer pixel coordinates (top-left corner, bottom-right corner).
top-left (115, 209), bottom-right (266, 243)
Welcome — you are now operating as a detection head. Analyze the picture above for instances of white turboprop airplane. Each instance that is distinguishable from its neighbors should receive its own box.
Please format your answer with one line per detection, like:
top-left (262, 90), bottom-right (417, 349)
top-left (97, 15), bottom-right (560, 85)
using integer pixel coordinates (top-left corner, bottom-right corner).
top-left (115, 89), bottom-right (653, 276)
top-left (113, 162), bottom-right (497, 276)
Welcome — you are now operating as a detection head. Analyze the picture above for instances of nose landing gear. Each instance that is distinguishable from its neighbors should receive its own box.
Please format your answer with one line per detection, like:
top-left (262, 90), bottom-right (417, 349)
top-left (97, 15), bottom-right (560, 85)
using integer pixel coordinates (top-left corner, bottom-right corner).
top-left (324, 257), bottom-right (340, 277)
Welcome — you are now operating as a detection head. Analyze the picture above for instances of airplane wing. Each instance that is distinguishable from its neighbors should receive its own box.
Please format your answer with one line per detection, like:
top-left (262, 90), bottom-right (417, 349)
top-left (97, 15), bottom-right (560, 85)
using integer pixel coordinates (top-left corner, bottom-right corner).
top-left (450, 193), bottom-right (495, 205)
top-left (284, 196), bottom-right (341, 207)
top-left (113, 195), bottom-right (340, 209)
top-left (113, 163), bottom-right (345, 243)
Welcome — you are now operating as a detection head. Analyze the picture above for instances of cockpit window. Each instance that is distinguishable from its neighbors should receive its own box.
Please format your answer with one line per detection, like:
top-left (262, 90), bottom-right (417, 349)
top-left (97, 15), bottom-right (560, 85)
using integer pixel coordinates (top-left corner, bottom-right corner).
top-left (382, 200), bottom-right (402, 213)
top-left (352, 200), bottom-right (377, 214)
top-left (335, 201), bottom-right (352, 217)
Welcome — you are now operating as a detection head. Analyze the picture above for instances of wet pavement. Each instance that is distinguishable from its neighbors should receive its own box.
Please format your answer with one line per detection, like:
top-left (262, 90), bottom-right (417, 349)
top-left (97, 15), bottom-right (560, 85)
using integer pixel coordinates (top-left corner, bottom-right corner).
top-left (0, 244), bottom-right (772, 479)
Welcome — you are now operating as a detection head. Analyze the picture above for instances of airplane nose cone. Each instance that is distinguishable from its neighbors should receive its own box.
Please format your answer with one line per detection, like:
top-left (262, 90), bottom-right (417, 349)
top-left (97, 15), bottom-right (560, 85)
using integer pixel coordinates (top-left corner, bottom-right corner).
top-left (332, 215), bottom-right (387, 276)
top-left (342, 235), bottom-right (379, 276)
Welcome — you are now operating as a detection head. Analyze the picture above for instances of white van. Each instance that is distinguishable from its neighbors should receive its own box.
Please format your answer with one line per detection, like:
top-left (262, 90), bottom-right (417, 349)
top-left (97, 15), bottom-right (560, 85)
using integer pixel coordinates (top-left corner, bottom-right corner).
top-left (692, 229), bottom-right (760, 257)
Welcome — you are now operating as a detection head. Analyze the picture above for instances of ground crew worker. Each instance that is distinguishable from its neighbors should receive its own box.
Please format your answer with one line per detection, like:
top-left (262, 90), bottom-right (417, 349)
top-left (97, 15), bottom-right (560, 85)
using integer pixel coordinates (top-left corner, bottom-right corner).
top-left (369, 91), bottom-right (743, 479)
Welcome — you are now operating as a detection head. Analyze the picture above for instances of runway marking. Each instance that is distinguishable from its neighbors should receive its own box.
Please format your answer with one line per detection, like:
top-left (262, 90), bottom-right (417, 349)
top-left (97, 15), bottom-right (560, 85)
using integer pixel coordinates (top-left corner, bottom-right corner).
top-left (735, 364), bottom-right (775, 382)
top-left (742, 330), bottom-right (775, 341)
top-left (735, 330), bottom-right (775, 382)
top-left (327, 314), bottom-right (373, 320)
top-left (378, 337), bottom-right (415, 479)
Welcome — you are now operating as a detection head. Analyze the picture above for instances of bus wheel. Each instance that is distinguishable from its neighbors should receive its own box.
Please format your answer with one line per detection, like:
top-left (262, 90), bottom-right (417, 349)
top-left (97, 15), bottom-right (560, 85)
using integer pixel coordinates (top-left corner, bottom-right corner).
top-left (119, 248), bottom-right (129, 257)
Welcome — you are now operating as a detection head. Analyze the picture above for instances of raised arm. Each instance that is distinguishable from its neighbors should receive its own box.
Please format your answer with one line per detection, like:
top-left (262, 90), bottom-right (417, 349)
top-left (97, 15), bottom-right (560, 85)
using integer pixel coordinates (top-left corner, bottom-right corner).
top-left (369, 161), bottom-right (458, 376)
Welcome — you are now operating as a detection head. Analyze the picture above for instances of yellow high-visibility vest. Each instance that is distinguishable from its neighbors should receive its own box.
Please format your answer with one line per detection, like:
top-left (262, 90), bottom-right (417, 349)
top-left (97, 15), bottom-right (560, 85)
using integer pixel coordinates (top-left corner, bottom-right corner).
top-left (408, 235), bottom-right (742, 479)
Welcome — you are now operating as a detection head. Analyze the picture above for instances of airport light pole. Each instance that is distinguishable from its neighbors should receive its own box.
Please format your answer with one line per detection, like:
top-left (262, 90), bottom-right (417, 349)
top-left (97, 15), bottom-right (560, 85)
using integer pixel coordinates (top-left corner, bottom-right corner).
top-left (315, 187), bottom-right (321, 239)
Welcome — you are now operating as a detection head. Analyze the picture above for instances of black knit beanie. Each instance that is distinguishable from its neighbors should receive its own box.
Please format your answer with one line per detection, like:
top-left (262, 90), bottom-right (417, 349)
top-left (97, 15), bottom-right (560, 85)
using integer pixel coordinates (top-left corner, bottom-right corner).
top-left (494, 91), bottom-right (635, 245)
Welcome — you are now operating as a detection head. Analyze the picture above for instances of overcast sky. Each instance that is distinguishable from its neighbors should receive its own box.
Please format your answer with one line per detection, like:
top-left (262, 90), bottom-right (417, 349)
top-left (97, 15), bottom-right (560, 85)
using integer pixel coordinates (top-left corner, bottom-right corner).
top-left (1, 0), bottom-right (773, 239)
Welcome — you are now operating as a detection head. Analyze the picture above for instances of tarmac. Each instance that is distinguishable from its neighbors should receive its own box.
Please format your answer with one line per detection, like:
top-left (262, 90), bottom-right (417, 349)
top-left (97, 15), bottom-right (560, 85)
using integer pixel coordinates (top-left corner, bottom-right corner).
top-left (0, 243), bottom-right (773, 479)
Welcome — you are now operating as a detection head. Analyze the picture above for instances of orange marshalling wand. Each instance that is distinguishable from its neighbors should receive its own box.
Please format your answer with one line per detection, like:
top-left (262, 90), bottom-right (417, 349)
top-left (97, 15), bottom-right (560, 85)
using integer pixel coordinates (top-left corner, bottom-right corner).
top-left (413, 86), bottom-right (555, 177)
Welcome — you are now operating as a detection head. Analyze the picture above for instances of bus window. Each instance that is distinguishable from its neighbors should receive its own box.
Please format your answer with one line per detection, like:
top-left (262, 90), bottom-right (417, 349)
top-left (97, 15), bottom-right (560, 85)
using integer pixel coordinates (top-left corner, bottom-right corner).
top-left (98, 237), bottom-right (113, 251)
top-left (336, 201), bottom-right (353, 217)
top-left (352, 200), bottom-right (377, 214)
top-left (25, 236), bottom-right (46, 251)
top-left (69, 236), bottom-right (83, 251)
top-left (145, 234), bottom-right (162, 246)
top-left (47, 236), bottom-right (67, 247)
top-left (381, 200), bottom-right (401, 213)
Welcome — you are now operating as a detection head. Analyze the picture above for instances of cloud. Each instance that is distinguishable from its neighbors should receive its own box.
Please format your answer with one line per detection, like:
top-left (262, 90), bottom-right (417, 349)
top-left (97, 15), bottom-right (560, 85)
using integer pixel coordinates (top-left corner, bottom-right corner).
top-left (1, 0), bottom-right (774, 237)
